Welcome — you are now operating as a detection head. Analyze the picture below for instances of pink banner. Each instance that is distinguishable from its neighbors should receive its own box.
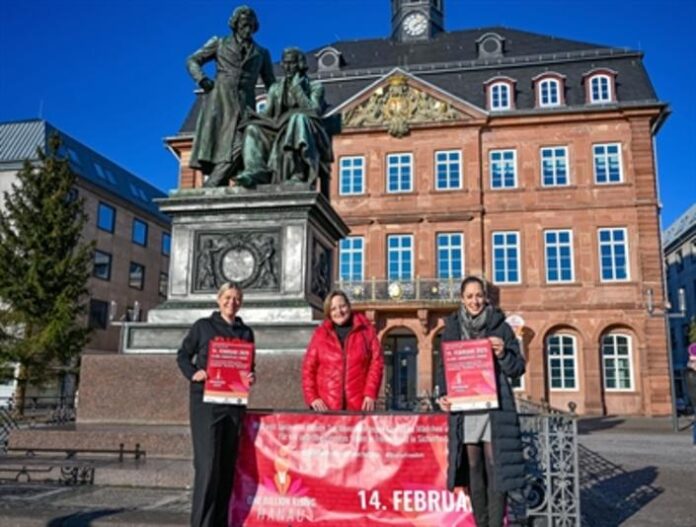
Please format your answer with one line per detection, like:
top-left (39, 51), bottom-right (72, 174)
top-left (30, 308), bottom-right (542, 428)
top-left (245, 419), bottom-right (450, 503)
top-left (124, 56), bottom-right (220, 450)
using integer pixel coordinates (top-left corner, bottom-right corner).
top-left (230, 412), bottom-right (478, 526)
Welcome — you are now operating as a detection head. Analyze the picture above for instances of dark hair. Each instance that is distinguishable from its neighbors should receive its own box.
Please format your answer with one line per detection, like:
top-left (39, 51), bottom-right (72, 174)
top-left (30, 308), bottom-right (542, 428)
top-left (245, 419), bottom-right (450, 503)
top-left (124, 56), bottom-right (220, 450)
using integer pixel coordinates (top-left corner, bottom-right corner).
top-left (322, 290), bottom-right (351, 318)
top-left (228, 5), bottom-right (259, 33)
top-left (459, 275), bottom-right (487, 297)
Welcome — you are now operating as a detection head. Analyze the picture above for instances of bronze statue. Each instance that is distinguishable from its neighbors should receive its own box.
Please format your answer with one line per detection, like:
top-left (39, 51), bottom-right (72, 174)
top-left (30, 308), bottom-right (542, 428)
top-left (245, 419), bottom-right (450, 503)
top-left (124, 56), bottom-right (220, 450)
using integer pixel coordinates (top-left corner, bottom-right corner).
top-left (187, 5), bottom-right (275, 188)
top-left (237, 47), bottom-right (333, 189)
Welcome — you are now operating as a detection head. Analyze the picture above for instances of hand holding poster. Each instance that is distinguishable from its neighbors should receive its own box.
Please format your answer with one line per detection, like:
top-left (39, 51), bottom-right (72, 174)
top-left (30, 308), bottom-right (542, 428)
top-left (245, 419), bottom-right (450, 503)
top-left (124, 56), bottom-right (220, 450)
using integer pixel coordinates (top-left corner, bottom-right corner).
top-left (442, 339), bottom-right (498, 412)
top-left (203, 338), bottom-right (254, 405)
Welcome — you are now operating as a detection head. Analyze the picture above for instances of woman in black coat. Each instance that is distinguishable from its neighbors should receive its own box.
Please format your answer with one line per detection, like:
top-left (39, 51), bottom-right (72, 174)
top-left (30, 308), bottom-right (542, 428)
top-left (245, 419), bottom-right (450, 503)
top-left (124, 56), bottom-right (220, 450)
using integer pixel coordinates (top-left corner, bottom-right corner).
top-left (438, 276), bottom-right (526, 527)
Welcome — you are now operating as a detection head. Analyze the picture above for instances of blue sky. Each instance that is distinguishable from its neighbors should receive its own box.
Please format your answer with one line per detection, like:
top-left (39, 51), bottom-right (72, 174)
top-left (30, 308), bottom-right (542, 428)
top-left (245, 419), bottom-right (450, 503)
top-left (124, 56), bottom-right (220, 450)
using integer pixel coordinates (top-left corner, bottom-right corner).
top-left (1, 0), bottom-right (694, 228)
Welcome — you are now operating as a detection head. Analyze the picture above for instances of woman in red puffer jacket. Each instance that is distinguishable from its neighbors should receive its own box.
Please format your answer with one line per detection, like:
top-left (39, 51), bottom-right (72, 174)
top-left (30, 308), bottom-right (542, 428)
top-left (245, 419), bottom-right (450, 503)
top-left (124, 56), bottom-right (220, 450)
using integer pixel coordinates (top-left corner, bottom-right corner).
top-left (302, 290), bottom-right (384, 411)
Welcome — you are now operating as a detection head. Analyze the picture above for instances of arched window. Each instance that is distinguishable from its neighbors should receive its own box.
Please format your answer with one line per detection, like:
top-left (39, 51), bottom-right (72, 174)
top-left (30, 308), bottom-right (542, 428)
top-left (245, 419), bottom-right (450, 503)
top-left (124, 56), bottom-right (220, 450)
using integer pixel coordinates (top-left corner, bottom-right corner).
top-left (490, 82), bottom-right (511, 110)
top-left (589, 74), bottom-right (612, 103)
top-left (255, 97), bottom-right (267, 113)
top-left (539, 78), bottom-right (561, 107)
top-left (601, 333), bottom-right (633, 390)
top-left (547, 333), bottom-right (578, 390)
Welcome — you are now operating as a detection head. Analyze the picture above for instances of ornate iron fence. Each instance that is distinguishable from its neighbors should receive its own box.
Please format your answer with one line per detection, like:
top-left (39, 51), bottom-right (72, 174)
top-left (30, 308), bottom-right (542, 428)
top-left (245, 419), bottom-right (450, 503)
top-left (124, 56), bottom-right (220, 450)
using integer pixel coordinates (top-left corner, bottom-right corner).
top-left (0, 396), bottom-right (76, 454)
top-left (394, 395), bottom-right (580, 526)
top-left (337, 278), bottom-right (461, 303)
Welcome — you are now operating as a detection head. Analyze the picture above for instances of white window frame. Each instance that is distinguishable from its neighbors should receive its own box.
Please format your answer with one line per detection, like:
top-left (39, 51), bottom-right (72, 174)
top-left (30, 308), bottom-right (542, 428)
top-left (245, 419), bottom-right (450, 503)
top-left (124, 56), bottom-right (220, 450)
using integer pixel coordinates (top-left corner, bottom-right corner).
top-left (339, 236), bottom-right (365, 282)
top-left (338, 156), bottom-right (365, 196)
top-left (539, 78), bottom-right (561, 107)
top-left (489, 149), bottom-right (517, 189)
top-left (589, 74), bottom-right (612, 103)
top-left (492, 231), bottom-right (521, 285)
top-left (386, 153), bottom-right (413, 193)
top-left (547, 333), bottom-right (579, 391)
top-left (436, 232), bottom-right (464, 280)
top-left (601, 333), bottom-right (634, 391)
top-left (490, 82), bottom-right (511, 110)
top-left (544, 229), bottom-right (575, 283)
top-left (434, 150), bottom-right (462, 190)
top-left (387, 234), bottom-right (414, 280)
top-left (593, 143), bottom-right (623, 184)
top-left (598, 227), bottom-right (630, 282)
top-left (540, 146), bottom-right (569, 187)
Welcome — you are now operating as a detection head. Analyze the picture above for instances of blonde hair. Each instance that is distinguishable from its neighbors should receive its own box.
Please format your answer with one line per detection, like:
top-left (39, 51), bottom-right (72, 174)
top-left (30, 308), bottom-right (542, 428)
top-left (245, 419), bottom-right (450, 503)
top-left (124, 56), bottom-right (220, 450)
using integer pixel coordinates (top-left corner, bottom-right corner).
top-left (323, 290), bottom-right (351, 318)
top-left (217, 281), bottom-right (243, 299)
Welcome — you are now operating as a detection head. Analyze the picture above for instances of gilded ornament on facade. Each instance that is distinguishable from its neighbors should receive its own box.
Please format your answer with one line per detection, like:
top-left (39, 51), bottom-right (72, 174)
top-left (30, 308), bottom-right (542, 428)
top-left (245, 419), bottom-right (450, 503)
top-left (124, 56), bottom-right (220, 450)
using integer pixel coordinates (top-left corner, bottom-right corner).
top-left (343, 74), bottom-right (466, 137)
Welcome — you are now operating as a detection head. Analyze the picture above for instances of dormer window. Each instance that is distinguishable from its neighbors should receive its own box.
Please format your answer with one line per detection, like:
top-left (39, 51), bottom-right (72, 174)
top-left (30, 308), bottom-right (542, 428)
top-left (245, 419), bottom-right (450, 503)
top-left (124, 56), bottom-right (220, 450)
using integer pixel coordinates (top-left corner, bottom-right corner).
top-left (476, 32), bottom-right (506, 59)
top-left (315, 46), bottom-right (343, 72)
top-left (485, 77), bottom-right (516, 111)
top-left (533, 73), bottom-right (566, 108)
top-left (583, 69), bottom-right (617, 104)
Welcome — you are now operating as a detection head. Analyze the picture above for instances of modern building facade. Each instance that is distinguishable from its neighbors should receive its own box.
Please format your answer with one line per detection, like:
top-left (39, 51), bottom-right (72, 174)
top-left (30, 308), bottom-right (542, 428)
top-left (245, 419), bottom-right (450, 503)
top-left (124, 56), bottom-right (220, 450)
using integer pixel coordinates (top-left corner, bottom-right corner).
top-left (663, 203), bottom-right (696, 403)
top-left (0, 119), bottom-right (171, 398)
top-left (171, 1), bottom-right (671, 415)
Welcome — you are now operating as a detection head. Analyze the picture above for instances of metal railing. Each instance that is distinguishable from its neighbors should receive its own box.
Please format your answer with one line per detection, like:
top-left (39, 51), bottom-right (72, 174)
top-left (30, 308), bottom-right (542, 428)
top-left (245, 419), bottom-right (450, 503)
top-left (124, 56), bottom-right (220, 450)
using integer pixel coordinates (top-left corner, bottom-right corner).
top-left (0, 396), bottom-right (76, 454)
top-left (387, 395), bottom-right (580, 527)
top-left (337, 278), bottom-right (461, 303)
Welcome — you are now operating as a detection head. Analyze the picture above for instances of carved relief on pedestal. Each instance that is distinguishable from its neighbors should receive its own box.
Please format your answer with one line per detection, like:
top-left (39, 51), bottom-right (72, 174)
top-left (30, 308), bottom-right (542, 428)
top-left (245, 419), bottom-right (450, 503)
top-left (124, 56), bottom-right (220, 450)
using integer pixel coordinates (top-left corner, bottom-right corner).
top-left (193, 230), bottom-right (281, 292)
top-left (342, 74), bottom-right (467, 137)
top-left (310, 239), bottom-right (332, 300)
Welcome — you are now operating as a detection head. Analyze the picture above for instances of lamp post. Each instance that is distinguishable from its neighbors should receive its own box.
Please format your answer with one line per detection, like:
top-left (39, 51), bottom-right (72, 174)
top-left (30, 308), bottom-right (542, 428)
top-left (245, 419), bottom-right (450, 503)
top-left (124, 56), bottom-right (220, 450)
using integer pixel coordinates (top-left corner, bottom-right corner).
top-left (646, 286), bottom-right (686, 432)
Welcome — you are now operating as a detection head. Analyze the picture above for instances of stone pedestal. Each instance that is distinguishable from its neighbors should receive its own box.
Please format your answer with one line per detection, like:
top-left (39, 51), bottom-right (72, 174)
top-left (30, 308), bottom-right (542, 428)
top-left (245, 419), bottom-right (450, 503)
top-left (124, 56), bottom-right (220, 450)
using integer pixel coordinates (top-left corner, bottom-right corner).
top-left (9, 187), bottom-right (348, 486)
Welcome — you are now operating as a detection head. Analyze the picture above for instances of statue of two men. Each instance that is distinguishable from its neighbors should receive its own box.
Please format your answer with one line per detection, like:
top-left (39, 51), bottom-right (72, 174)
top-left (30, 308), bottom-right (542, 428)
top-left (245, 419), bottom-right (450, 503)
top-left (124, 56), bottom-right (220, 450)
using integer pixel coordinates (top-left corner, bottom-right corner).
top-left (187, 6), bottom-right (333, 190)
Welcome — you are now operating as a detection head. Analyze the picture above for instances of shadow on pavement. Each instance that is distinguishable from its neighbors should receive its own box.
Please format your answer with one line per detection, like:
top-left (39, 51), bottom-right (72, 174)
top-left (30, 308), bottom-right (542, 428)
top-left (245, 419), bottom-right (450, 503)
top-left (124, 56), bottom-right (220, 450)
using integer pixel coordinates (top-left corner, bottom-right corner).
top-left (579, 444), bottom-right (662, 526)
top-left (46, 508), bottom-right (126, 526)
top-left (577, 416), bottom-right (626, 435)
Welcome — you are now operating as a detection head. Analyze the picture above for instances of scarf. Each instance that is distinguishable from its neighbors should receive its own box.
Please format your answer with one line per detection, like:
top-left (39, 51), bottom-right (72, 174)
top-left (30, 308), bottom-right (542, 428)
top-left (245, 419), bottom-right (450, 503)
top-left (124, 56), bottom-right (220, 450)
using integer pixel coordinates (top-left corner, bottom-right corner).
top-left (458, 303), bottom-right (491, 340)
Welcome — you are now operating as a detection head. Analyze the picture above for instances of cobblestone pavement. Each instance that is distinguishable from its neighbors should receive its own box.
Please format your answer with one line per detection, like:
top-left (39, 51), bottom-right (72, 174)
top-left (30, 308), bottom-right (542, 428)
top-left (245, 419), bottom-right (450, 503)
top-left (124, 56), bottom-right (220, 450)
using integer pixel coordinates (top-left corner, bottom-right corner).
top-left (578, 416), bottom-right (696, 527)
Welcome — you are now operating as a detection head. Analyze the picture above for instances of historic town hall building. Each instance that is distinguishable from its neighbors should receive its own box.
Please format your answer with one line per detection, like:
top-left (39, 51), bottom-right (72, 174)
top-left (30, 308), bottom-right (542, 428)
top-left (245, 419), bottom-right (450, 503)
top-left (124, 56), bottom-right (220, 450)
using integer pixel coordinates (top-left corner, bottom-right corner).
top-left (171, 1), bottom-right (671, 415)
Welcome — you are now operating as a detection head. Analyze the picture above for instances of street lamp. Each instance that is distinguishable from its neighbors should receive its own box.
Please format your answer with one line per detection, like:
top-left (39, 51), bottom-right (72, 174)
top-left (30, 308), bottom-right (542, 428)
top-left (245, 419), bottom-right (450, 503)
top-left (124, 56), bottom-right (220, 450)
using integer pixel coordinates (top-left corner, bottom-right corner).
top-left (646, 286), bottom-right (686, 432)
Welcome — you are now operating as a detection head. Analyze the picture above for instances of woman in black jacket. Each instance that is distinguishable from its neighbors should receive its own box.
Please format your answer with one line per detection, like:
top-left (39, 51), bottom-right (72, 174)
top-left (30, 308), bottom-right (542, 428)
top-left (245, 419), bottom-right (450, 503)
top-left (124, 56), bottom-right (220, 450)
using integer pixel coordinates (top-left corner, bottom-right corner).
top-left (176, 282), bottom-right (255, 527)
top-left (438, 276), bottom-right (526, 527)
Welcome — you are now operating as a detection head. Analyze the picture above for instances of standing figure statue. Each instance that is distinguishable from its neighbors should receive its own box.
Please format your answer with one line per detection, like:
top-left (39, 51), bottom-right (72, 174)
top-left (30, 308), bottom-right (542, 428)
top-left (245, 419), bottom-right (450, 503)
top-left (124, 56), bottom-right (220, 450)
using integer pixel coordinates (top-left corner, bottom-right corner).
top-left (238, 47), bottom-right (333, 189)
top-left (187, 5), bottom-right (275, 188)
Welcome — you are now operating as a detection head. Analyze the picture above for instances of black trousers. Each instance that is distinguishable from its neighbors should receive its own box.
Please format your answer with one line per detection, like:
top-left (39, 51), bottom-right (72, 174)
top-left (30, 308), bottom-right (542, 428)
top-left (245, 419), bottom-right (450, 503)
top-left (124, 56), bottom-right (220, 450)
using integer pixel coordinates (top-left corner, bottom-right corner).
top-left (189, 391), bottom-right (243, 527)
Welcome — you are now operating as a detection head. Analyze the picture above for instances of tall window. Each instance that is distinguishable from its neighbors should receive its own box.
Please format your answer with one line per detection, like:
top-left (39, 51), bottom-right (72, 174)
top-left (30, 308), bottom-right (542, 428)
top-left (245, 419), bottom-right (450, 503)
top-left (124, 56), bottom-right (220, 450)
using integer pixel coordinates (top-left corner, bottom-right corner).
top-left (590, 74), bottom-right (612, 103)
top-left (161, 232), bottom-right (171, 256)
top-left (339, 156), bottom-right (365, 195)
top-left (489, 150), bottom-right (517, 189)
top-left (490, 82), bottom-right (511, 110)
top-left (492, 231), bottom-right (520, 284)
top-left (132, 218), bottom-right (148, 246)
top-left (97, 202), bottom-right (115, 233)
top-left (339, 236), bottom-right (364, 282)
top-left (435, 150), bottom-right (462, 190)
top-left (545, 230), bottom-right (574, 283)
top-left (387, 235), bottom-right (413, 280)
top-left (593, 143), bottom-right (622, 184)
top-left (598, 228), bottom-right (629, 281)
top-left (539, 78), bottom-right (560, 107)
top-left (547, 333), bottom-right (577, 390)
top-left (89, 299), bottom-right (109, 330)
top-left (386, 153), bottom-right (413, 193)
top-left (437, 233), bottom-right (463, 279)
top-left (129, 262), bottom-right (145, 290)
top-left (602, 334), bottom-right (633, 390)
top-left (93, 250), bottom-right (112, 281)
top-left (541, 146), bottom-right (568, 186)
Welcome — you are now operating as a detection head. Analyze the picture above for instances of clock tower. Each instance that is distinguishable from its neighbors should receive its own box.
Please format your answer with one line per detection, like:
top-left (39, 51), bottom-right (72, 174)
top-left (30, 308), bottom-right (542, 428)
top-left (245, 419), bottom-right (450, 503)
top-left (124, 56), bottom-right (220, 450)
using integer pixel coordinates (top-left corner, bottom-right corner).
top-left (391, 0), bottom-right (444, 42)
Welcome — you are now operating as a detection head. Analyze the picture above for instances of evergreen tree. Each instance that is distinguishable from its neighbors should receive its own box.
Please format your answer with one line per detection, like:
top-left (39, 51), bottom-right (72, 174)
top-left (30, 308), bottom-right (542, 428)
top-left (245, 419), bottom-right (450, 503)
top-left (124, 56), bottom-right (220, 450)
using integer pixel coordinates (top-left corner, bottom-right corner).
top-left (0, 133), bottom-right (93, 413)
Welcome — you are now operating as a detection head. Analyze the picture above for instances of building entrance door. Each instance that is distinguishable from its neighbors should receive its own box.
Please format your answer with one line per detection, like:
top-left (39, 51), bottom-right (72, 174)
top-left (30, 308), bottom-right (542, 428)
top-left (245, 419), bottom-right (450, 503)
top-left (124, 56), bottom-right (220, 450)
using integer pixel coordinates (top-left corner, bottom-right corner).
top-left (384, 331), bottom-right (418, 410)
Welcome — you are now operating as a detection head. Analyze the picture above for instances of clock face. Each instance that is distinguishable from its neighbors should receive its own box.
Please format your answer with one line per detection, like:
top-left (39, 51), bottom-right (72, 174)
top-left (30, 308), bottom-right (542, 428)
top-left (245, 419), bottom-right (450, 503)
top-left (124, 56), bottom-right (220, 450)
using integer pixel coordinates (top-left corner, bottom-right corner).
top-left (403, 12), bottom-right (428, 37)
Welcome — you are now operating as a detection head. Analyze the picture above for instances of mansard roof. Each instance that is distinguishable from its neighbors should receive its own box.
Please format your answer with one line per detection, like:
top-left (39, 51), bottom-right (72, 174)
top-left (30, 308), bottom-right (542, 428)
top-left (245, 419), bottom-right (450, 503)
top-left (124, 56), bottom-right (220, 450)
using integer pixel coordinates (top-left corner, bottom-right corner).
top-left (178, 26), bottom-right (662, 135)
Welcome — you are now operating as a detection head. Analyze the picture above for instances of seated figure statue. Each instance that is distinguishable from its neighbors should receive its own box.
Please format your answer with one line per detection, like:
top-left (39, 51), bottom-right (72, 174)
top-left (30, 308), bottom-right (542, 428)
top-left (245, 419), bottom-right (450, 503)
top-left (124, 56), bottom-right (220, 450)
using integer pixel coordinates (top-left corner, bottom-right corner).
top-left (237, 47), bottom-right (333, 188)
